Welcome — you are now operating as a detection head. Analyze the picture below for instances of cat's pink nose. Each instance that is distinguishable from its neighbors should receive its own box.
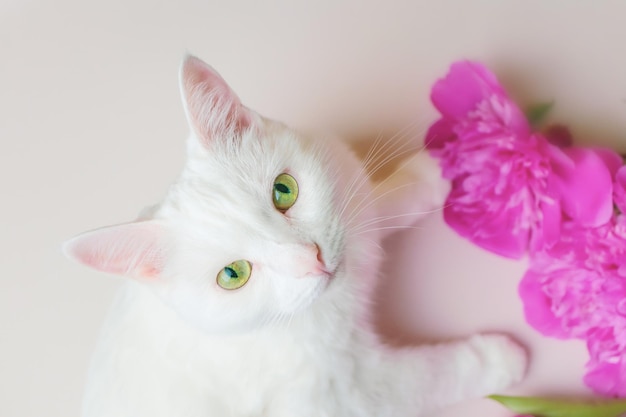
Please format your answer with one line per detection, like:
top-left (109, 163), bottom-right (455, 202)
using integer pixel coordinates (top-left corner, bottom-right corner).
top-left (315, 243), bottom-right (325, 266)
top-left (305, 243), bottom-right (329, 276)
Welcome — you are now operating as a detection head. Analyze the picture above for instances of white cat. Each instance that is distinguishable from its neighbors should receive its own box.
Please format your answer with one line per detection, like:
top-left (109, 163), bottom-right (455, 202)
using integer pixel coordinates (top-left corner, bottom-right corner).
top-left (64, 55), bottom-right (527, 417)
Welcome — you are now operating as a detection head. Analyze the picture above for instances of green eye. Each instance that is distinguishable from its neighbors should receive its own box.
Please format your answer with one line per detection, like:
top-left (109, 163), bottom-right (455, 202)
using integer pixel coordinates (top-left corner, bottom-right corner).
top-left (217, 260), bottom-right (252, 290)
top-left (273, 173), bottom-right (299, 212)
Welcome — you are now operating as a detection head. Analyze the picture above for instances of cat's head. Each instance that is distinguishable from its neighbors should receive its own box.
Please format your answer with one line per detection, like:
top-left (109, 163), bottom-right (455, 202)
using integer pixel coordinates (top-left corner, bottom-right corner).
top-left (64, 56), bottom-right (378, 333)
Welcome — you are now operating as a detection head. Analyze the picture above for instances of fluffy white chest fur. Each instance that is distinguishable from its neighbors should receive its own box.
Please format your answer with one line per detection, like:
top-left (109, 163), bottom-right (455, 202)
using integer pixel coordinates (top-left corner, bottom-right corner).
top-left (65, 55), bottom-right (527, 417)
top-left (86, 281), bottom-right (378, 417)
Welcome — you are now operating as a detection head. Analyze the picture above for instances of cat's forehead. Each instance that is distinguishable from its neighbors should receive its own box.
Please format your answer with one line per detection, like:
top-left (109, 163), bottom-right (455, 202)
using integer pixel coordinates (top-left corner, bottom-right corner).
top-left (185, 128), bottom-right (326, 194)
top-left (165, 128), bottom-right (328, 228)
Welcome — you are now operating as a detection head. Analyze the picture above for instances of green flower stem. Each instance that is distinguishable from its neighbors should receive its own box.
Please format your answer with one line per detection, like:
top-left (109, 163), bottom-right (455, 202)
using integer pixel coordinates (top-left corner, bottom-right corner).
top-left (489, 394), bottom-right (626, 417)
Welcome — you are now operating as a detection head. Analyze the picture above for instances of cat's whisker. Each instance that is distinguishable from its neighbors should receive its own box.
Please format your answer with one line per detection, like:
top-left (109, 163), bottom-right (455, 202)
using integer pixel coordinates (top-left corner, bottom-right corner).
top-left (343, 130), bottom-right (431, 225)
top-left (337, 127), bottom-right (389, 217)
top-left (345, 181), bottom-right (420, 229)
top-left (344, 133), bottom-right (435, 228)
top-left (367, 125), bottom-right (436, 188)
top-left (337, 129), bottom-right (386, 220)
top-left (361, 124), bottom-right (414, 173)
top-left (362, 128), bottom-right (386, 170)
top-left (351, 225), bottom-right (425, 237)
top-left (365, 117), bottom-right (433, 175)
top-left (349, 204), bottom-right (450, 236)
top-left (341, 143), bottom-right (417, 226)
top-left (347, 144), bottom-right (419, 215)
top-left (347, 178), bottom-right (450, 232)
top-left (338, 121), bottom-right (421, 220)
top-left (347, 124), bottom-right (420, 201)
top-left (360, 134), bottom-right (419, 181)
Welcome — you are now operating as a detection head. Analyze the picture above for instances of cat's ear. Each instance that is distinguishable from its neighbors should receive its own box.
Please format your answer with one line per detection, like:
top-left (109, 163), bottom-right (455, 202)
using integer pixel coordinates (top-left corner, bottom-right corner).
top-left (180, 55), bottom-right (254, 146)
top-left (63, 220), bottom-right (171, 281)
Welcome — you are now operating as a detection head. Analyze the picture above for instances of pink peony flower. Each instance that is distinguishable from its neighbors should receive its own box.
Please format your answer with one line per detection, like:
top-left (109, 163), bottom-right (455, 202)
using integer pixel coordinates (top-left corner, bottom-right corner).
top-left (426, 59), bottom-right (626, 396)
top-left (585, 327), bottom-right (626, 397)
top-left (520, 222), bottom-right (626, 332)
top-left (519, 214), bottom-right (626, 395)
top-left (426, 61), bottom-right (615, 258)
top-left (544, 124), bottom-right (573, 148)
top-left (615, 166), bottom-right (626, 213)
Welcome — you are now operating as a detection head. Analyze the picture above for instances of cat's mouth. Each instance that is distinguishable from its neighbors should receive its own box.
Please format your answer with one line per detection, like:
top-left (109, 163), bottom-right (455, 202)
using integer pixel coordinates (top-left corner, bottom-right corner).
top-left (320, 252), bottom-right (341, 281)
top-left (322, 258), bottom-right (345, 283)
top-left (305, 267), bottom-right (335, 280)
top-left (315, 238), bottom-right (348, 284)
top-left (303, 262), bottom-right (337, 284)
top-left (319, 269), bottom-right (336, 281)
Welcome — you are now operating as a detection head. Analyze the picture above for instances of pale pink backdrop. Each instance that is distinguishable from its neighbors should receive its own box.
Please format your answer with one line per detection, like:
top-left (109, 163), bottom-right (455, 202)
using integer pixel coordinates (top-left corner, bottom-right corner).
top-left (2, 1), bottom-right (626, 416)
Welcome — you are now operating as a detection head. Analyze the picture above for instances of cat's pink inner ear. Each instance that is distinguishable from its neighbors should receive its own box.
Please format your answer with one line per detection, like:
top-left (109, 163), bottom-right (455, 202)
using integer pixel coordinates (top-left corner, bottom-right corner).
top-left (63, 221), bottom-right (169, 280)
top-left (180, 55), bottom-right (252, 144)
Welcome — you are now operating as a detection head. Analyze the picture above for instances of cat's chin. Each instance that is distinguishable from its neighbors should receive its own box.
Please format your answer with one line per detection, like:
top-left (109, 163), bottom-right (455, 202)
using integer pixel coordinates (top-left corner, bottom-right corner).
top-left (166, 274), bottom-right (338, 336)
top-left (294, 262), bottom-right (346, 308)
top-left (304, 260), bottom-right (344, 293)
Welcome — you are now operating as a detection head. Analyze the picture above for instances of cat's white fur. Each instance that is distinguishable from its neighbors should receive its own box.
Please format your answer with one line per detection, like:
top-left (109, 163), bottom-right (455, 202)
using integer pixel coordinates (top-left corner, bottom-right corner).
top-left (64, 55), bottom-right (527, 417)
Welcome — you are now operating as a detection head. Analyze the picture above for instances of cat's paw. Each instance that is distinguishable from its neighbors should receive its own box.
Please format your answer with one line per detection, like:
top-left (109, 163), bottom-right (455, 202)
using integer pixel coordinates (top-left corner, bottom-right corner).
top-left (468, 333), bottom-right (528, 391)
top-left (408, 151), bottom-right (450, 209)
top-left (373, 150), bottom-right (450, 238)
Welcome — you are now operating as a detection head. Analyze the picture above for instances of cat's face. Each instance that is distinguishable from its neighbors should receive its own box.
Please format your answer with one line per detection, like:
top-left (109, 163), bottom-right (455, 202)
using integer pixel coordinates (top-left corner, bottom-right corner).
top-left (157, 115), bottom-right (367, 333)
top-left (65, 56), bottom-right (377, 333)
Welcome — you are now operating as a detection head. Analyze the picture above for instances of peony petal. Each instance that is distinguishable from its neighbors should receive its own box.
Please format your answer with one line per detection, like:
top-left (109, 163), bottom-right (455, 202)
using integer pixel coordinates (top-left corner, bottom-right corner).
top-left (550, 146), bottom-right (614, 227)
top-left (593, 148), bottom-right (624, 178)
top-left (443, 201), bottom-right (527, 259)
top-left (430, 61), bottom-right (506, 119)
top-left (584, 360), bottom-right (624, 397)
top-left (425, 118), bottom-right (456, 150)
top-left (533, 199), bottom-right (562, 252)
top-left (544, 124), bottom-right (573, 148)
top-left (615, 166), bottom-right (626, 213)
top-left (518, 269), bottom-right (571, 339)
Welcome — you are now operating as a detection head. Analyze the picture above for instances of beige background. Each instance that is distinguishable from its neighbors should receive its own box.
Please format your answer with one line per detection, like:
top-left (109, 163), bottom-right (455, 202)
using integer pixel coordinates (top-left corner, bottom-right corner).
top-left (3, 1), bottom-right (626, 416)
